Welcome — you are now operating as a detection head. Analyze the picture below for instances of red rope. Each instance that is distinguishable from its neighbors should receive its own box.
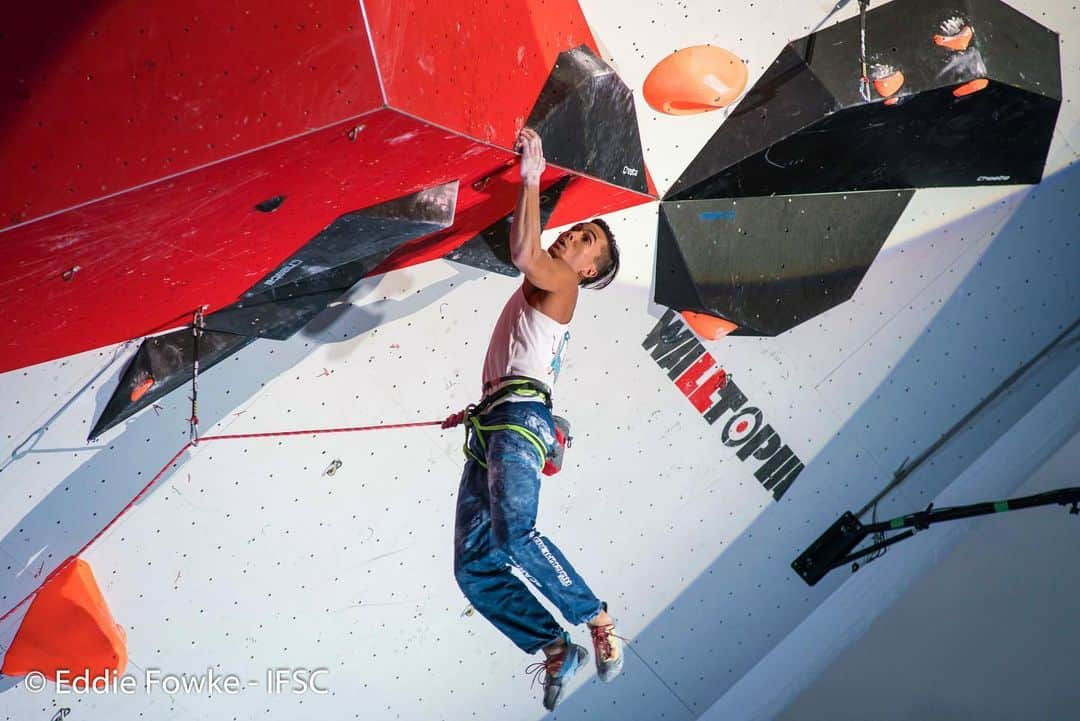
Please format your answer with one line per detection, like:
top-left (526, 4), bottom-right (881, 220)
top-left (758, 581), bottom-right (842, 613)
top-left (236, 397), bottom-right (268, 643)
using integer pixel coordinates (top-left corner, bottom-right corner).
top-left (199, 419), bottom-right (444, 442)
top-left (0, 417), bottom-right (452, 626)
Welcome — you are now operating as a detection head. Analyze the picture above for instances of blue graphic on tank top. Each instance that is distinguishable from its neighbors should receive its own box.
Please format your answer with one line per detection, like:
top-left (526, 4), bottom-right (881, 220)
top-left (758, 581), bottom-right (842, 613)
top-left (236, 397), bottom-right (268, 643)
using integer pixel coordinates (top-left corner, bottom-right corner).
top-left (549, 330), bottom-right (570, 382)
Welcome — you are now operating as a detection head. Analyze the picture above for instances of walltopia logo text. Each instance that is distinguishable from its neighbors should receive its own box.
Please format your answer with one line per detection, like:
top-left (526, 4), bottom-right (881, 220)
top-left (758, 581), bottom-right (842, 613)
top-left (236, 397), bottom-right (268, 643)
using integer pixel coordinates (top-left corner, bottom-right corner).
top-left (643, 310), bottom-right (804, 501)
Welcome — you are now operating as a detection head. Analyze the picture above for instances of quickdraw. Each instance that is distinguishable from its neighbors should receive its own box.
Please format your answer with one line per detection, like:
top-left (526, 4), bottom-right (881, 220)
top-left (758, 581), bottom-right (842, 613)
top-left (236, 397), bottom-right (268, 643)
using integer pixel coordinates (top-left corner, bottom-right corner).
top-left (188, 306), bottom-right (208, 446)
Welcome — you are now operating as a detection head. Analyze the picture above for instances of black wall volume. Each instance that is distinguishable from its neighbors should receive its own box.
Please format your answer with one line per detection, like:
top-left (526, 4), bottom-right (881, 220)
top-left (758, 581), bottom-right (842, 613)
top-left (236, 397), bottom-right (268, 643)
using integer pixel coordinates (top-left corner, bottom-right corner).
top-left (666, 0), bottom-right (1061, 200)
top-left (655, 191), bottom-right (913, 336)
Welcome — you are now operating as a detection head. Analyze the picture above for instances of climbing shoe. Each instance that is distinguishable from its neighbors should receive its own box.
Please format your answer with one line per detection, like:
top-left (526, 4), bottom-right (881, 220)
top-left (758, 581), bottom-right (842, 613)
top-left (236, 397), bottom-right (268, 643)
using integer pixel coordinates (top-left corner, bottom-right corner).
top-left (526, 631), bottom-right (589, 710)
top-left (589, 603), bottom-right (625, 682)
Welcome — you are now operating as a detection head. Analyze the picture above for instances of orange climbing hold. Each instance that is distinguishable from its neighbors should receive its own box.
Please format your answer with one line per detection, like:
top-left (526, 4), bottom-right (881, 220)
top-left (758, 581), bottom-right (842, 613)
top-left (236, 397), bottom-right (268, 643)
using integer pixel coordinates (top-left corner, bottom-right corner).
top-left (130, 376), bottom-right (155, 402)
top-left (643, 45), bottom-right (748, 115)
top-left (934, 24), bottom-right (974, 52)
top-left (681, 311), bottom-right (738, 340)
top-left (953, 78), bottom-right (989, 97)
top-left (1, 558), bottom-right (127, 681)
top-left (872, 67), bottom-right (905, 99)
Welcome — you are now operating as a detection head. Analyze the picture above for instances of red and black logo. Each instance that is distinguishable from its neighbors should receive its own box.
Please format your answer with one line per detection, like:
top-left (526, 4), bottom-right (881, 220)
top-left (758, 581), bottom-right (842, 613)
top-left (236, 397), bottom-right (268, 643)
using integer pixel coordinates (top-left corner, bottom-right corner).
top-left (643, 309), bottom-right (803, 501)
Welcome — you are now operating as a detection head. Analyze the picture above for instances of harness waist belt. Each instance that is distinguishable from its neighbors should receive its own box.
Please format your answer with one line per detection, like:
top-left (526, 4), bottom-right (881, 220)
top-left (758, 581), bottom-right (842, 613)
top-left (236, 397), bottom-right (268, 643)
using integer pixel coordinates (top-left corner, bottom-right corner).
top-left (477, 375), bottom-right (553, 414)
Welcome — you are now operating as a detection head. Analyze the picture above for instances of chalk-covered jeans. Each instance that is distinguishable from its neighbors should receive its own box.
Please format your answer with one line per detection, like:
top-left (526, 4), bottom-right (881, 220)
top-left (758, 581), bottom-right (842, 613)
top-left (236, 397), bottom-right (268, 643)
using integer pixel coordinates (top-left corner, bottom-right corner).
top-left (453, 400), bottom-right (603, 654)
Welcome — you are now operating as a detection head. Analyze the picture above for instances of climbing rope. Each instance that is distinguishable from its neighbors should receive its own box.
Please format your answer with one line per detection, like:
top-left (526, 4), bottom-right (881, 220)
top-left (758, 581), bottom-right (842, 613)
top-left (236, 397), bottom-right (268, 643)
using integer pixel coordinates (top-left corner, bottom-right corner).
top-left (1, 375), bottom-right (547, 625)
top-left (0, 410), bottom-right (467, 625)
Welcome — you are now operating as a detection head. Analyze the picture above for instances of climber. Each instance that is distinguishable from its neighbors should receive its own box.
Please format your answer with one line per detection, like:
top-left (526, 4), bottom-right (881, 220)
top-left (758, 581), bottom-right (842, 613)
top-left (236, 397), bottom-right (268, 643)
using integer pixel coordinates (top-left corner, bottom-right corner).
top-left (448, 127), bottom-right (625, 710)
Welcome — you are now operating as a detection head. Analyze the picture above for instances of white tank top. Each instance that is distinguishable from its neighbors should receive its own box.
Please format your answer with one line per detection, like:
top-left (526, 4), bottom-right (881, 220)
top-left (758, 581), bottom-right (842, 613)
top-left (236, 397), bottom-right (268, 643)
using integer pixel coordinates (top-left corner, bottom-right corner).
top-left (481, 285), bottom-right (571, 399)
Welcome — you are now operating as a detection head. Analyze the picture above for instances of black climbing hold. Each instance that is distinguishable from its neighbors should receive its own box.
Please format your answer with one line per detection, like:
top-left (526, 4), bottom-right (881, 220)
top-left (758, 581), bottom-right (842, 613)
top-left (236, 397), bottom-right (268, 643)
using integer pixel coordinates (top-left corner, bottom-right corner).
top-left (255, 195), bottom-right (286, 213)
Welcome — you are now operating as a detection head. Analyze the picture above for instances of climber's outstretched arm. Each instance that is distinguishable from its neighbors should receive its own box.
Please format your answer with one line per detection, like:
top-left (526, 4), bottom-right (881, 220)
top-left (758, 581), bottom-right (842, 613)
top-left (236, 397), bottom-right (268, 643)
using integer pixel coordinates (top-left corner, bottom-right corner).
top-left (509, 128), bottom-right (577, 293)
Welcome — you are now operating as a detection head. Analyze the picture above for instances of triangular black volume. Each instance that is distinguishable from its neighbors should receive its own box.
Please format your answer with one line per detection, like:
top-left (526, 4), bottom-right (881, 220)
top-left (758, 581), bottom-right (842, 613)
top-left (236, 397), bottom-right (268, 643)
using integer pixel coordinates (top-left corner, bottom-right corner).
top-left (657, 191), bottom-right (914, 336)
top-left (203, 181), bottom-right (458, 338)
top-left (666, 0), bottom-right (1061, 200)
top-left (526, 46), bottom-right (649, 194)
top-left (88, 329), bottom-right (255, 440)
top-left (444, 176), bottom-right (573, 276)
top-left (199, 285), bottom-right (352, 341)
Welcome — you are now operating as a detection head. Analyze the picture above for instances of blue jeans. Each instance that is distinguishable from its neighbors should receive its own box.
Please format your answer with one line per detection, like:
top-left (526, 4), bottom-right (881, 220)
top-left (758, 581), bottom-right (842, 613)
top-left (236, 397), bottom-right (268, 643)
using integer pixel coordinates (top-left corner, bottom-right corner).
top-left (453, 400), bottom-right (604, 654)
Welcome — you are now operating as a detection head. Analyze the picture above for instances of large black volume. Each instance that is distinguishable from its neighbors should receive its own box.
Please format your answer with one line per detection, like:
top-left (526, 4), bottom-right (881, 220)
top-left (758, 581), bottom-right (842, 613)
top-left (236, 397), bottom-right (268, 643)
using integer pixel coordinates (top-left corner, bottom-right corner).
top-left (667, 0), bottom-right (1061, 200)
top-left (656, 191), bottom-right (913, 336)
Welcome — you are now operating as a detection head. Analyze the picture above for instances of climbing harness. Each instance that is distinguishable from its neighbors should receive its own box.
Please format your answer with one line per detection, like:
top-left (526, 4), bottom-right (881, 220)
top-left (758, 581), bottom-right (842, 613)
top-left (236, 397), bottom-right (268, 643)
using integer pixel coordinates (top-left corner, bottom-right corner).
top-left (448, 376), bottom-right (573, 475)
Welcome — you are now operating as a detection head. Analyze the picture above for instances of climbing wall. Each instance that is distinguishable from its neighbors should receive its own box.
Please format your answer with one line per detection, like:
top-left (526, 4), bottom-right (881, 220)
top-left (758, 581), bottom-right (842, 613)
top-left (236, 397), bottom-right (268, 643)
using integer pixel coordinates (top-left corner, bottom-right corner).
top-left (1, 1), bottom-right (1078, 720)
top-left (0, 0), bottom-right (652, 374)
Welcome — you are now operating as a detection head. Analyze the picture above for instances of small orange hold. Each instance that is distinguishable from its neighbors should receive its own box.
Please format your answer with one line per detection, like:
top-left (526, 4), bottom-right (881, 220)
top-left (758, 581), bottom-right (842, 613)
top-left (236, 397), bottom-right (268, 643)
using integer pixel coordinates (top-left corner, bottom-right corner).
top-left (872, 67), bottom-right (905, 98)
top-left (953, 78), bottom-right (989, 97)
top-left (643, 45), bottom-right (748, 115)
top-left (130, 376), bottom-right (155, 402)
top-left (934, 23), bottom-right (974, 52)
top-left (681, 310), bottom-right (738, 340)
top-left (884, 96), bottom-right (900, 106)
